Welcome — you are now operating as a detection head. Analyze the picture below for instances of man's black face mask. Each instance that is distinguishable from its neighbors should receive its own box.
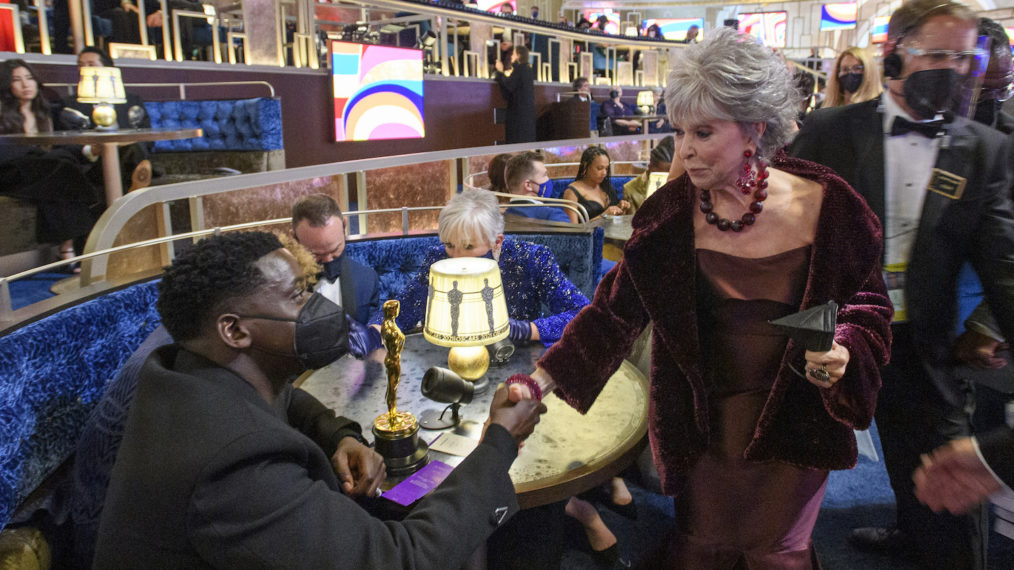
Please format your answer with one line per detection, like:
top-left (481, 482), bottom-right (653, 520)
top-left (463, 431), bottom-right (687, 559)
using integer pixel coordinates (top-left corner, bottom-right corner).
top-left (903, 68), bottom-right (961, 120)
top-left (293, 293), bottom-right (351, 370)
top-left (242, 292), bottom-right (351, 370)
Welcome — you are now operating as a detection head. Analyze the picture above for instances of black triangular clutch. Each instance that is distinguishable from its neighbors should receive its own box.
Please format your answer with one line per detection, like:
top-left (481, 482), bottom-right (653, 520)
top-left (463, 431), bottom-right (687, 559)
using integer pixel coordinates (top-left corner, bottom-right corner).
top-left (769, 301), bottom-right (838, 352)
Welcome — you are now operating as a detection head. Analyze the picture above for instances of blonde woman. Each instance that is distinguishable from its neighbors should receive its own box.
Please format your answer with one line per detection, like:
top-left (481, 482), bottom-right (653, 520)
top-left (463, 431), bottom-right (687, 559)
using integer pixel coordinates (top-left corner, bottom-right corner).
top-left (823, 47), bottom-right (882, 108)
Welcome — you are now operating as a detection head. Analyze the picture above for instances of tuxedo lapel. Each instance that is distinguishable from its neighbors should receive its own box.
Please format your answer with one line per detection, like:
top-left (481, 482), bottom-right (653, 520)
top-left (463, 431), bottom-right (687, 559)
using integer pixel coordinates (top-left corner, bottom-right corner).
top-left (850, 100), bottom-right (887, 224)
top-left (339, 256), bottom-right (359, 321)
top-left (912, 121), bottom-right (975, 259)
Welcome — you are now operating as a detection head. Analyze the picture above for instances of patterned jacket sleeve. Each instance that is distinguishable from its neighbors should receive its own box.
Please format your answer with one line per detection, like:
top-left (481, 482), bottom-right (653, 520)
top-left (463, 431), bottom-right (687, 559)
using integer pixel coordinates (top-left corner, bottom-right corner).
top-left (528, 244), bottom-right (590, 346)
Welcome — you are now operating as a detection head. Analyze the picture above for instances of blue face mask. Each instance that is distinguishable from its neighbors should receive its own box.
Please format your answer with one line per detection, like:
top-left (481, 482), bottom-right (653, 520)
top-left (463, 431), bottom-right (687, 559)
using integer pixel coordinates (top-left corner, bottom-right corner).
top-left (535, 179), bottom-right (553, 198)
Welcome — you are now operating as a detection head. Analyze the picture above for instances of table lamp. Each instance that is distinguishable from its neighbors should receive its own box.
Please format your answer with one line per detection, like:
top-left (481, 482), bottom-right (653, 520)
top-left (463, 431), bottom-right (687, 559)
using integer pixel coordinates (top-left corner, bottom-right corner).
top-left (77, 67), bottom-right (127, 130)
top-left (636, 90), bottom-right (654, 115)
top-left (423, 257), bottom-right (509, 393)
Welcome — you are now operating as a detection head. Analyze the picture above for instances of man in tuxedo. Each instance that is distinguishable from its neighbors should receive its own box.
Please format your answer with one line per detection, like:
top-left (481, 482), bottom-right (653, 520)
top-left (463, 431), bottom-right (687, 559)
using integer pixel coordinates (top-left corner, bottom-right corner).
top-left (291, 194), bottom-right (380, 327)
top-left (790, 1), bottom-right (1014, 567)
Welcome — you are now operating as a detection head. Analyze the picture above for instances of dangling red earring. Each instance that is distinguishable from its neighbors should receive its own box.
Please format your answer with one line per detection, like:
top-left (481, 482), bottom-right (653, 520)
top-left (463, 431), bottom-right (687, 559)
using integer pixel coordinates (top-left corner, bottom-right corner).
top-left (736, 149), bottom-right (757, 195)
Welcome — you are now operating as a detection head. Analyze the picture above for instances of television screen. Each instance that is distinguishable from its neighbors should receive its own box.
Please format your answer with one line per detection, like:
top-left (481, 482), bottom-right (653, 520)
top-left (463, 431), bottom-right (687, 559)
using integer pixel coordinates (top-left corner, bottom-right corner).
top-left (330, 41), bottom-right (424, 142)
top-left (584, 10), bottom-right (621, 35)
top-left (1007, 26), bottom-right (1014, 47)
top-left (476, 0), bottom-right (516, 13)
top-left (871, 15), bottom-right (890, 44)
top-left (820, 3), bottom-right (858, 31)
top-left (738, 11), bottom-right (788, 48)
top-left (642, 18), bottom-right (704, 41)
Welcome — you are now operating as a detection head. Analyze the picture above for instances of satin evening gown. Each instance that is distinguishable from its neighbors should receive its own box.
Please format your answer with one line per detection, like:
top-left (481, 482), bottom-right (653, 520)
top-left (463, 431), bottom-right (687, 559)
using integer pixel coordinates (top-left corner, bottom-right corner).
top-left (673, 246), bottom-right (828, 569)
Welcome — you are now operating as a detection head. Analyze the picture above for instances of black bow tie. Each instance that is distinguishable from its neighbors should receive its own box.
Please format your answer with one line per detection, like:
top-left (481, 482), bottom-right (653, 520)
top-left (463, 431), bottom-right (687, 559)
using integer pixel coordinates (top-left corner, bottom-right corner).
top-left (890, 116), bottom-right (944, 138)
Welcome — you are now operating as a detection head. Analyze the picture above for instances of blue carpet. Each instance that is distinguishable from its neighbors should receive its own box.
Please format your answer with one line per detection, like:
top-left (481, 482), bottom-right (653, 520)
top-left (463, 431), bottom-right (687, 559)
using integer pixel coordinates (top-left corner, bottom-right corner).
top-left (528, 421), bottom-right (1013, 569)
top-left (8, 273), bottom-right (65, 310)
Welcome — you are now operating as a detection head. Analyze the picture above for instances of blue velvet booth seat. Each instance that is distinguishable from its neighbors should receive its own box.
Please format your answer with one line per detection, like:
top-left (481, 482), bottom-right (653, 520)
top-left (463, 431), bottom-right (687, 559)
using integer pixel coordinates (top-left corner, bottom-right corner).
top-left (548, 176), bottom-right (634, 202)
top-left (0, 229), bottom-right (602, 534)
top-left (143, 97), bottom-right (286, 176)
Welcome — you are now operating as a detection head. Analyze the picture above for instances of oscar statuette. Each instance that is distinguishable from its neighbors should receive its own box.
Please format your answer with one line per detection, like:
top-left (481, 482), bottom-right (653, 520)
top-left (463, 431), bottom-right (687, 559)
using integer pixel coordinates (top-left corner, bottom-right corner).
top-left (372, 300), bottom-right (429, 475)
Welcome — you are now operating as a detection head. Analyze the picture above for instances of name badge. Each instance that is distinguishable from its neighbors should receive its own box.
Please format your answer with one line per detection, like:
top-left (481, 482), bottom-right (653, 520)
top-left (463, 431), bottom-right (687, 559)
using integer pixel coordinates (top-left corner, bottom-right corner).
top-left (926, 169), bottom-right (967, 200)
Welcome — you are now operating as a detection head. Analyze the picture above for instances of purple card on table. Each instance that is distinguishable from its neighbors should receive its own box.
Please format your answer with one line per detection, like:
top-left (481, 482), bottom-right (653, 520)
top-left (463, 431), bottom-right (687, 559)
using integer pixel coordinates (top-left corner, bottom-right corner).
top-left (383, 460), bottom-right (454, 506)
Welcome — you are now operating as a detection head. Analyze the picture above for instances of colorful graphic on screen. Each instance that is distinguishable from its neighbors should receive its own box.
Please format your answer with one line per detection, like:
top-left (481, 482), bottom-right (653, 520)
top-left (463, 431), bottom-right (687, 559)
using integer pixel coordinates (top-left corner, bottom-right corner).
top-left (584, 10), bottom-right (621, 35)
top-left (820, 3), bottom-right (858, 31)
top-left (642, 18), bottom-right (704, 41)
top-left (871, 16), bottom-right (890, 44)
top-left (331, 41), bottom-right (424, 142)
top-left (1007, 27), bottom-right (1014, 48)
top-left (476, 0), bottom-right (516, 13)
top-left (738, 12), bottom-right (788, 48)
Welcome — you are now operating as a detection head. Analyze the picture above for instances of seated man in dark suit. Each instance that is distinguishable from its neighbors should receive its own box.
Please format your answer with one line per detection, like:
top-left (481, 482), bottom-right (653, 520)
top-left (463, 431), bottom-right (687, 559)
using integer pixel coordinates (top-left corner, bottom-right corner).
top-left (599, 88), bottom-right (639, 134)
top-left (70, 231), bottom-right (388, 565)
top-left (59, 47), bottom-right (153, 192)
top-left (93, 231), bottom-right (546, 567)
top-left (291, 194), bottom-right (380, 328)
top-left (503, 151), bottom-right (570, 223)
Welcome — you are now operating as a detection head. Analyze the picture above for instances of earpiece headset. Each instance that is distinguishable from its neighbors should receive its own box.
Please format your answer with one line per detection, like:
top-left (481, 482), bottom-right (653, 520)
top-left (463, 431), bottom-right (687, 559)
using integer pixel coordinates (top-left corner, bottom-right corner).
top-left (882, 2), bottom-right (960, 79)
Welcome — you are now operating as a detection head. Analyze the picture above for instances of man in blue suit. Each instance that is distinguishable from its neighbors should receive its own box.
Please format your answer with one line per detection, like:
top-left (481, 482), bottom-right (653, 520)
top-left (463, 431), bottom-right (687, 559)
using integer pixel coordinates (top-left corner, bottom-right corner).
top-left (291, 194), bottom-right (381, 327)
top-left (503, 152), bottom-right (570, 223)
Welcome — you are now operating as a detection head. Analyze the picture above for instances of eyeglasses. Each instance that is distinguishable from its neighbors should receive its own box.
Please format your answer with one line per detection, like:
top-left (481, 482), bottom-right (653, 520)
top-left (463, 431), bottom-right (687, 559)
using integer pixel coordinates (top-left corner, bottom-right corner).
top-left (904, 45), bottom-right (985, 66)
top-left (839, 64), bottom-right (864, 74)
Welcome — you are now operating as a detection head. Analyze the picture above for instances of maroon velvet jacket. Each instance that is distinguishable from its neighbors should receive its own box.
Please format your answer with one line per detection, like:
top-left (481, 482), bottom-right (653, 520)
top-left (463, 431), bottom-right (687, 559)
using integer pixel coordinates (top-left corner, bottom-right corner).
top-left (539, 154), bottom-right (893, 496)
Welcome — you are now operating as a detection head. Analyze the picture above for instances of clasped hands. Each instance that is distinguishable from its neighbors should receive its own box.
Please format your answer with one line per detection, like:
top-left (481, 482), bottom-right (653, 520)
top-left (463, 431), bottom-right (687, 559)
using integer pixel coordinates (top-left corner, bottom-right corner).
top-left (604, 200), bottom-right (631, 217)
top-left (331, 437), bottom-right (386, 498)
top-left (803, 340), bottom-right (849, 389)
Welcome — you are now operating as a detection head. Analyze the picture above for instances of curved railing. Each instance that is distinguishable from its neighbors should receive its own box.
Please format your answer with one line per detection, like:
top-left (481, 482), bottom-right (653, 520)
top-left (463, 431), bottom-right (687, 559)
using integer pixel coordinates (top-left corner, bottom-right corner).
top-left (2, 133), bottom-right (667, 330)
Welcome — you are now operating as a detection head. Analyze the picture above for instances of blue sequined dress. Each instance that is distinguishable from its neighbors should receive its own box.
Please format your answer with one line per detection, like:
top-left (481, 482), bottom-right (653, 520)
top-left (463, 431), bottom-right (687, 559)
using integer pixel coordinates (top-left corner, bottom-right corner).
top-left (375, 237), bottom-right (589, 346)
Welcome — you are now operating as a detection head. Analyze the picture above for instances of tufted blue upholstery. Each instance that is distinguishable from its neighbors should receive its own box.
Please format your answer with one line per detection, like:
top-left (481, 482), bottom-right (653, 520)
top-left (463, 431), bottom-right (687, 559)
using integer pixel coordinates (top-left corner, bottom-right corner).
top-left (0, 281), bottom-right (162, 530)
top-left (548, 176), bottom-right (634, 201)
top-left (0, 230), bottom-right (602, 531)
top-left (144, 97), bottom-right (284, 152)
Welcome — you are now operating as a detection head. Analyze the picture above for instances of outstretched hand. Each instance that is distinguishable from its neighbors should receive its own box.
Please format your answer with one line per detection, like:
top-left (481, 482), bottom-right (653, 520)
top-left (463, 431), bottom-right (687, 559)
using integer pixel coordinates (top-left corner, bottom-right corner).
top-left (332, 437), bottom-right (386, 498)
top-left (914, 437), bottom-right (1002, 515)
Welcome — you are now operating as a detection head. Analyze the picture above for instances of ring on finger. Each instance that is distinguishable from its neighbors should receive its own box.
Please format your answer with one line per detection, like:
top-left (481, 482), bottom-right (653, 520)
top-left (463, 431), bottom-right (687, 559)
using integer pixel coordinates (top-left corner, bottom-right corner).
top-left (808, 364), bottom-right (831, 383)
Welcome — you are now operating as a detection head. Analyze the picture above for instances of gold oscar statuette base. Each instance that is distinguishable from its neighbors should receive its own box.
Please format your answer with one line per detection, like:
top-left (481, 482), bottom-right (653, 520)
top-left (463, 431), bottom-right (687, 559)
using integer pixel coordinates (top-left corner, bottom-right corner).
top-left (447, 345), bottom-right (489, 381)
top-left (372, 411), bottom-right (429, 476)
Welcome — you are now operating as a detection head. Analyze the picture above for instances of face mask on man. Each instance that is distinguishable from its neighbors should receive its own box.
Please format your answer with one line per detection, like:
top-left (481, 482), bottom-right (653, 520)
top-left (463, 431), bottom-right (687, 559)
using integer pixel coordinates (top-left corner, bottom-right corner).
top-left (839, 73), bottom-right (863, 94)
top-left (535, 179), bottom-right (553, 198)
top-left (903, 68), bottom-right (961, 120)
top-left (242, 292), bottom-right (351, 370)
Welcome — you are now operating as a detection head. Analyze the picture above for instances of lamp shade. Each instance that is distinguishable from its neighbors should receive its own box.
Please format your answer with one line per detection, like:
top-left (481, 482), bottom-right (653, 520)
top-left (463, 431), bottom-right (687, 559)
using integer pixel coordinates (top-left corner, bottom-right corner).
top-left (423, 257), bottom-right (509, 347)
top-left (77, 66), bottom-right (127, 104)
top-left (636, 90), bottom-right (654, 109)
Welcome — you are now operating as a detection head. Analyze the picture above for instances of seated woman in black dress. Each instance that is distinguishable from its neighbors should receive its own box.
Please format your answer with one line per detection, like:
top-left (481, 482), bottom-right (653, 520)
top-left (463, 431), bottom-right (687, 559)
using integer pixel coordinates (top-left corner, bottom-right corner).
top-left (0, 59), bottom-right (102, 270)
top-left (561, 146), bottom-right (630, 223)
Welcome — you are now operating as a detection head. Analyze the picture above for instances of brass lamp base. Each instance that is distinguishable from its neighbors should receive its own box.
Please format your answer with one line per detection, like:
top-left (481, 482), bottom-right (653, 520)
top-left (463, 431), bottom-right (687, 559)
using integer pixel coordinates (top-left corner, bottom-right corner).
top-left (448, 345), bottom-right (490, 394)
top-left (373, 412), bottom-right (429, 476)
top-left (91, 104), bottom-right (118, 130)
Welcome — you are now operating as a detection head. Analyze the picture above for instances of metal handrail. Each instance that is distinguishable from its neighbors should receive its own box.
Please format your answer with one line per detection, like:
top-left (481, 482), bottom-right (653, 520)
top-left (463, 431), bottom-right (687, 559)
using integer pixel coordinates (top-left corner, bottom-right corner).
top-left (81, 132), bottom-right (666, 283)
top-left (488, 191), bottom-right (589, 224)
top-left (47, 81), bottom-right (276, 99)
top-left (0, 201), bottom-right (595, 323)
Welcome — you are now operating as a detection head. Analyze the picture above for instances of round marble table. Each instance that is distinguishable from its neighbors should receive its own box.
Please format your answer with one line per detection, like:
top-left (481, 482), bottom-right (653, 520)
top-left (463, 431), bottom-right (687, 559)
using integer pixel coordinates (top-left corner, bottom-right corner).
top-left (299, 333), bottom-right (649, 509)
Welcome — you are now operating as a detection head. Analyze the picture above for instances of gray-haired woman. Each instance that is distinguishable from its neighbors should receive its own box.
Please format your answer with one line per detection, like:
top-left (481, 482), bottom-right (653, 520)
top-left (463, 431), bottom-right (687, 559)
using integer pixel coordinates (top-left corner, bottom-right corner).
top-left (510, 28), bottom-right (893, 566)
top-left (376, 188), bottom-right (589, 346)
